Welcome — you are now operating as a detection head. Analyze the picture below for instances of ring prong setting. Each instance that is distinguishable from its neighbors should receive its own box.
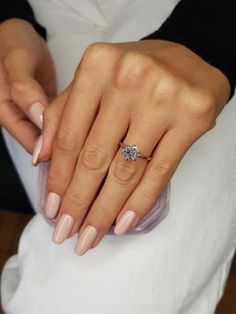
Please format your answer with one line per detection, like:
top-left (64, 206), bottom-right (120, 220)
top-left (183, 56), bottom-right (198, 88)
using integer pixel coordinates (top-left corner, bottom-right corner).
top-left (122, 144), bottom-right (139, 161)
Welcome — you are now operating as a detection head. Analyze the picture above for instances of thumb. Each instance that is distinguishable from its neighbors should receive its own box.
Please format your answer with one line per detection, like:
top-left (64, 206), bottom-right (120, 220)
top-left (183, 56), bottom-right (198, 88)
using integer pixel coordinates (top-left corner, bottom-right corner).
top-left (4, 48), bottom-right (48, 129)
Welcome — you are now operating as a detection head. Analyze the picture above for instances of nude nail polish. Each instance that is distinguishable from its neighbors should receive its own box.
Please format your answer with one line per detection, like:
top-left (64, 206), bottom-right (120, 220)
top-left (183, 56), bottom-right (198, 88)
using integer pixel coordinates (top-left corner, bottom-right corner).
top-left (44, 192), bottom-right (61, 219)
top-left (29, 102), bottom-right (44, 129)
top-left (52, 214), bottom-right (74, 244)
top-left (32, 135), bottom-right (43, 165)
top-left (114, 210), bottom-right (136, 235)
top-left (75, 226), bottom-right (97, 256)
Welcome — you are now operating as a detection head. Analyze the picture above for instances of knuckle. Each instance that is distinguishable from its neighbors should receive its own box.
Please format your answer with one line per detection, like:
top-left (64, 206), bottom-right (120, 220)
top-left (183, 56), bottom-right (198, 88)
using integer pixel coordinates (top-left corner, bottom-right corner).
top-left (56, 126), bottom-right (77, 153)
top-left (81, 42), bottom-right (115, 67)
top-left (76, 42), bottom-right (118, 79)
top-left (80, 145), bottom-right (107, 171)
top-left (47, 168), bottom-right (70, 196)
top-left (188, 89), bottom-right (216, 118)
top-left (111, 159), bottom-right (138, 184)
top-left (98, 206), bottom-right (113, 221)
top-left (164, 75), bottom-right (179, 95)
top-left (47, 172), bottom-right (62, 194)
top-left (4, 48), bottom-right (29, 69)
top-left (88, 206), bottom-right (114, 229)
top-left (11, 80), bottom-right (27, 96)
top-left (185, 89), bottom-right (216, 131)
top-left (149, 160), bottom-right (172, 180)
top-left (116, 52), bottom-right (153, 89)
top-left (135, 191), bottom-right (157, 208)
top-left (154, 72), bottom-right (179, 100)
top-left (65, 191), bottom-right (88, 210)
top-left (201, 93), bottom-right (216, 118)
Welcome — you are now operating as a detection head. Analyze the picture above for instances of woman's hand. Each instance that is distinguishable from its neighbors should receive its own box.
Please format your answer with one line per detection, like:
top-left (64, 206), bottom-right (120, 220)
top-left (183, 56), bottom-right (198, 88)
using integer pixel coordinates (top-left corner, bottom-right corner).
top-left (41, 40), bottom-right (230, 255)
top-left (0, 18), bottom-right (56, 153)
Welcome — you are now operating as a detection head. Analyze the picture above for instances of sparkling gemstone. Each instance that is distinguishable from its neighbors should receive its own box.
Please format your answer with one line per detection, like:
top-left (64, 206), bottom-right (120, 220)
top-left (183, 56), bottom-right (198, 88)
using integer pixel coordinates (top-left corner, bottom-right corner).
top-left (122, 144), bottom-right (139, 161)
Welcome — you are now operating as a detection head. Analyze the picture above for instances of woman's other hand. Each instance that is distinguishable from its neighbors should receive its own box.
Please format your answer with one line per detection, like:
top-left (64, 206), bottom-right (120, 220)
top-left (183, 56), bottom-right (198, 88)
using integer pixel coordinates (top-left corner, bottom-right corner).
top-left (0, 18), bottom-right (56, 153)
top-left (41, 40), bottom-right (230, 254)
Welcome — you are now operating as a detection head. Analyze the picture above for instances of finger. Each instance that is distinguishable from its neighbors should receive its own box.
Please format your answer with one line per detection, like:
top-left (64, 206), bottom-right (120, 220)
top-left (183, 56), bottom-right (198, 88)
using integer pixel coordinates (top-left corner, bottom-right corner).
top-left (45, 44), bottom-right (118, 220)
top-left (0, 100), bottom-right (40, 153)
top-left (0, 61), bottom-right (39, 152)
top-left (74, 117), bottom-right (166, 255)
top-left (52, 92), bottom-right (130, 237)
top-left (1, 21), bottom-right (57, 120)
top-left (4, 47), bottom-right (49, 129)
top-left (38, 86), bottom-right (71, 162)
top-left (46, 67), bottom-right (103, 212)
top-left (114, 127), bottom-right (196, 235)
top-left (35, 38), bottom-right (56, 98)
top-left (11, 78), bottom-right (47, 129)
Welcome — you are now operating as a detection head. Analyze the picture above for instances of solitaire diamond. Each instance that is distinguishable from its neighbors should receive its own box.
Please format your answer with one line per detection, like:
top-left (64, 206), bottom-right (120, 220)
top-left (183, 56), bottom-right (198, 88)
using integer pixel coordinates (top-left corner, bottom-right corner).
top-left (122, 144), bottom-right (139, 161)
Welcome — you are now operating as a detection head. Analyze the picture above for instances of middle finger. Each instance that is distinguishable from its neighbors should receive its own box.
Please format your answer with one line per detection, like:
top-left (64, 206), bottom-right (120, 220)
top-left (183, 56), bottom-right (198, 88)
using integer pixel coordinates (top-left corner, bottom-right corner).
top-left (53, 91), bottom-right (130, 240)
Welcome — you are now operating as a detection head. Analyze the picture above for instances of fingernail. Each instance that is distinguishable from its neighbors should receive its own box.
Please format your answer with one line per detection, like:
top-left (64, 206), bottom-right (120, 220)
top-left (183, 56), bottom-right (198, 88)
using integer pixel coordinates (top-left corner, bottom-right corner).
top-left (52, 214), bottom-right (74, 244)
top-left (44, 192), bottom-right (61, 219)
top-left (75, 226), bottom-right (97, 256)
top-left (32, 135), bottom-right (43, 165)
top-left (29, 102), bottom-right (44, 129)
top-left (114, 210), bottom-right (136, 235)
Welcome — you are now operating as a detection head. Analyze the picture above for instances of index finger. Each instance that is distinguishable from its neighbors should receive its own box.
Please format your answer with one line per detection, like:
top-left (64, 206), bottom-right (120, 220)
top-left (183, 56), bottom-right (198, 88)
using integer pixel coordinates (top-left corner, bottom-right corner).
top-left (0, 61), bottom-right (39, 153)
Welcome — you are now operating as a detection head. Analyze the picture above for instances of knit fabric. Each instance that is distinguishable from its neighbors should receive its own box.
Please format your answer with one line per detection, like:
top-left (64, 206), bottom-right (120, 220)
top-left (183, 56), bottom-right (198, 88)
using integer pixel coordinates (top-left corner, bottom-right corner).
top-left (142, 0), bottom-right (236, 99)
top-left (0, 0), bottom-right (46, 39)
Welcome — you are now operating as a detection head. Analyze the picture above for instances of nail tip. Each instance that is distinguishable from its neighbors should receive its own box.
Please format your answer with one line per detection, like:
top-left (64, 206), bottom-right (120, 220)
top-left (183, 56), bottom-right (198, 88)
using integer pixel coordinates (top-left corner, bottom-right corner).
top-left (52, 237), bottom-right (60, 245)
top-left (32, 159), bottom-right (39, 166)
top-left (114, 210), bottom-right (136, 236)
top-left (75, 225), bottom-right (97, 256)
top-left (114, 229), bottom-right (124, 236)
top-left (74, 243), bottom-right (87, 255)
top-left (47, 213), bottom-right (56, 220)
top-left (75, 249), bottom-right (85, 256)
top-left (52, 233), bottom-right (64, 245)
top-left (32, 135), bottom-right (43, 166)
top-left (44, 206), bottom-right (56, 219)
top-left (44, 193), bottom-right (61, 219)
top-left (30, 102), bottom-right (45, 129)
top-left (52, 214), bottom-right (74, 245)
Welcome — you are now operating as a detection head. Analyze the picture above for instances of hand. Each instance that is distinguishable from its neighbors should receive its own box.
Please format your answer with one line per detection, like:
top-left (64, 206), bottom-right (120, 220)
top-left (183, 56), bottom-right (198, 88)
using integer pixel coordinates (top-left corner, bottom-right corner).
top-left (41, 40), bottom-right (230, 255)
top-left (0, 18), bottom-right (56, 153)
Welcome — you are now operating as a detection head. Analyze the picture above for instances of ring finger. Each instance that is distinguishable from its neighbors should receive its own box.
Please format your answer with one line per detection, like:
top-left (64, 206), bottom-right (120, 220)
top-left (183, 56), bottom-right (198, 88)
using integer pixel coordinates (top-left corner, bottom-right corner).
top-left (115, 127), bottom-right (196, 234)
top-left (73, 115), bottom-right (167, 255)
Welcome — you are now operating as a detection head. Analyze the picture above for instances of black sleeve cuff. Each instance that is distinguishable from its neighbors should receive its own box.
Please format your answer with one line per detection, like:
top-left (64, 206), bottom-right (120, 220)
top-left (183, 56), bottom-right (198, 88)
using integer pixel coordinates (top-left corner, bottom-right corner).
top-left (141, 0), bottom-right (236, 100)
top-left (0, 0), bottom-right (47, 40)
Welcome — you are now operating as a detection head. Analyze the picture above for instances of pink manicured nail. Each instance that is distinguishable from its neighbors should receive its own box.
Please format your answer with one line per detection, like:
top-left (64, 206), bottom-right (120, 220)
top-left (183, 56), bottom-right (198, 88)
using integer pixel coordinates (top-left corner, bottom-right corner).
top-left (44, 192), bottom-right (61, 219)
top-left (29, 102), bottom-right (44, 129)
top-left (75, 226), bottom-right (97, 256)
top-left (32, 135), bottom-right (43, 165)
top-left (52, 214), bottom-right (74, 244)
top-left (114, 210), bottom-right (136, 235)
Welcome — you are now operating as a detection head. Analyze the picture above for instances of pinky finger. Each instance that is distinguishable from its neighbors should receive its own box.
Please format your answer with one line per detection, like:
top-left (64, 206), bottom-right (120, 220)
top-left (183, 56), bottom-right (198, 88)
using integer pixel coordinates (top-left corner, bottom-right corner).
top-left (114, 128), bottom-right (195, 235)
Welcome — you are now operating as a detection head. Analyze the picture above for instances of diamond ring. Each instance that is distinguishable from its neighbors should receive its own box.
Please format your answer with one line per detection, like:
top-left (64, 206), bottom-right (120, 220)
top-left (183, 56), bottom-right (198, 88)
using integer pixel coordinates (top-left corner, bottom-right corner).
top-left (119, 142), bottom-right (152, 161)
